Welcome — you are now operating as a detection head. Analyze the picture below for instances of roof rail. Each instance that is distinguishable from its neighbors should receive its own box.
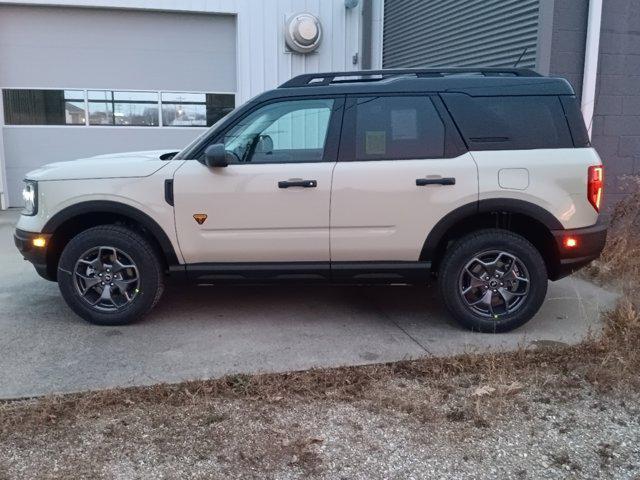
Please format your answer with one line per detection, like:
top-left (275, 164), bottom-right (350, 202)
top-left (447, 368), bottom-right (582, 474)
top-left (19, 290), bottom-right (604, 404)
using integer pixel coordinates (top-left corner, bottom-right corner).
top-left (279, 68), bottom-right (542, 88)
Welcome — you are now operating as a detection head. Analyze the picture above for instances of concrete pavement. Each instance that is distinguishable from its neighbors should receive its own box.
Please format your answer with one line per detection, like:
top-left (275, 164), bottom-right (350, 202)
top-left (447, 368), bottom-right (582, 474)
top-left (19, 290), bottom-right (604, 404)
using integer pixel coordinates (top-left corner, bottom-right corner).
top-left (0, 209), bottom-right (618, 399)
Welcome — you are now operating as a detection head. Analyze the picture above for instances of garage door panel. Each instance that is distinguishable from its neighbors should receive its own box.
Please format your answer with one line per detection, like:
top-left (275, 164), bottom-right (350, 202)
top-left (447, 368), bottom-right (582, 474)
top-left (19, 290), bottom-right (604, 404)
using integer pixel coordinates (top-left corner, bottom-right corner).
top-left (0, 5), bottom-right (236, 92)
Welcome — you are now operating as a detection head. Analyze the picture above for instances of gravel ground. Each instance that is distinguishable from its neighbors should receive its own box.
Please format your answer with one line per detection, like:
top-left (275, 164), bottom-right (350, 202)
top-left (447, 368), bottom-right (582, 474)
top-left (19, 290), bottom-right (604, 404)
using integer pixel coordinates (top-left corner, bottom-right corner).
top-left (1, 370), bottom-right (639, 480)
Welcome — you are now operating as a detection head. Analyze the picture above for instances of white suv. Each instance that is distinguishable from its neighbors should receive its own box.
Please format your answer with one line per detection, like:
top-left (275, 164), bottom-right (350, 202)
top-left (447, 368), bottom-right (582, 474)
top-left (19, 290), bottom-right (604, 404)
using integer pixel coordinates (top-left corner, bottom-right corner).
top-left (14, 69), bottom-right (607, 332)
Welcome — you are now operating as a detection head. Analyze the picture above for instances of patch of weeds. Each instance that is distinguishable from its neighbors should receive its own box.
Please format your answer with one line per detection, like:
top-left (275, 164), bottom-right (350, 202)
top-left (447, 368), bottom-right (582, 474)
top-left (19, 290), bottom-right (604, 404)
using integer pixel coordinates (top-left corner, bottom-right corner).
top-left (226, 374), bottom-right (254, 394)
top-left (203, 412), bottom-right (227, 425)
top-left (598, 442), bottom-right (616, 469)
top-left (473, 415), bottom-right (490, 428)
top-left (550, 450), bottom-right (581, 472)
top-left (446, 407), bottom-right (467, 422)
top-left (286, 437), bottom-right (324, 475)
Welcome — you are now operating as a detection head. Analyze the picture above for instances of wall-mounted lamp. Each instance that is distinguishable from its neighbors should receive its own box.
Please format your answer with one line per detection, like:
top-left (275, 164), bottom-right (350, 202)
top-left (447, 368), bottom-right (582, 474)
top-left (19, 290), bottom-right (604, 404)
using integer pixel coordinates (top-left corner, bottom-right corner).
top-left (284, 13), bottom-right (322, 54)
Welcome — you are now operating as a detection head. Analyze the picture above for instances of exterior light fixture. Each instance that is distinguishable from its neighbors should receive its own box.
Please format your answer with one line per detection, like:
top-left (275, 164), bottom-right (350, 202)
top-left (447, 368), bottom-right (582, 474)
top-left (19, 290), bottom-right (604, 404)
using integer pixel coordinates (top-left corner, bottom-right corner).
top-left (285, 13), bottom-right (322, 54)
top-left (32, 236), bottom-right (47, 248)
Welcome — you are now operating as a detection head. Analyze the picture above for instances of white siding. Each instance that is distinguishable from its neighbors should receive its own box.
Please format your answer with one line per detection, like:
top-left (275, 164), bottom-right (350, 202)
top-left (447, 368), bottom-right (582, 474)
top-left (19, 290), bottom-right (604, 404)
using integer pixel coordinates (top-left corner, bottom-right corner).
top-left (0, 0), bottom-right (363, 104)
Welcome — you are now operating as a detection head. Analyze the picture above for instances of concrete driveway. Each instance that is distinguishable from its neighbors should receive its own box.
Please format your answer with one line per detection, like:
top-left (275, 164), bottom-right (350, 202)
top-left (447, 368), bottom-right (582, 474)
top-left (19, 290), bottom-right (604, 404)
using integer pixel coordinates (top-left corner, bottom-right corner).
top-left (0, 209), bottom-right (617, 399)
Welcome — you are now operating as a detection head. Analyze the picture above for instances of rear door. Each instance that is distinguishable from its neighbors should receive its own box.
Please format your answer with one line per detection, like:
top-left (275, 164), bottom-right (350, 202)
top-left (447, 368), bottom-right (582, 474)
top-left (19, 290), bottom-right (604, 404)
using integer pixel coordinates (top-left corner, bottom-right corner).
top-left (330, 95), bottom-right (478, 263)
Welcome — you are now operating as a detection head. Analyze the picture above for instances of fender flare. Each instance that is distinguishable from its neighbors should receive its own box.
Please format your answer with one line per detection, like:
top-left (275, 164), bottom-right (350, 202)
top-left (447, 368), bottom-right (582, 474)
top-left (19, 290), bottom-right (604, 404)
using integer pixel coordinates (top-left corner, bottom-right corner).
top-left (420, 199), bottom-right (563, 261)
top-left (43, 200), bottom-right (180, 265)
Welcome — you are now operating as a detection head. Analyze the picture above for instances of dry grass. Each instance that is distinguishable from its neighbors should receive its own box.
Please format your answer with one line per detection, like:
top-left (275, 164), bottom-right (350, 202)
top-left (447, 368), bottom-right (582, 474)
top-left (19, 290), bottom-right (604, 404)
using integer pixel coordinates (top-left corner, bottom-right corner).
top-left (586, 175), bottom-right (640, 295)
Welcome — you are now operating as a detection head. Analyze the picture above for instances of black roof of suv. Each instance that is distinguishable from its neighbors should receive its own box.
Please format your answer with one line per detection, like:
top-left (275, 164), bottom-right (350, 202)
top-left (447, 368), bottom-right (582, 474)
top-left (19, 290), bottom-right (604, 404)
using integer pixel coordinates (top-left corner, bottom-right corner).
top-left (267, 68), bottom-right (575, 98)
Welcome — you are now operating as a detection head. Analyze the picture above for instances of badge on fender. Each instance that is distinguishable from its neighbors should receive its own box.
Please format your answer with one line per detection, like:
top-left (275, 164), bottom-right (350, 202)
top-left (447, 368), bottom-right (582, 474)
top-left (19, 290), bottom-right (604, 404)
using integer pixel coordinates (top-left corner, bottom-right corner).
top-left (193, 213), bottom-right (208, 225)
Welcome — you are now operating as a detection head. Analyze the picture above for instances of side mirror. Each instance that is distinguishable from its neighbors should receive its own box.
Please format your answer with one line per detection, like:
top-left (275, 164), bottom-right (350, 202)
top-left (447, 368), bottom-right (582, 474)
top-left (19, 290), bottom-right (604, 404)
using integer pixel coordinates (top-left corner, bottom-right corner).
top-left (204, 143), bottom-right (229, 168)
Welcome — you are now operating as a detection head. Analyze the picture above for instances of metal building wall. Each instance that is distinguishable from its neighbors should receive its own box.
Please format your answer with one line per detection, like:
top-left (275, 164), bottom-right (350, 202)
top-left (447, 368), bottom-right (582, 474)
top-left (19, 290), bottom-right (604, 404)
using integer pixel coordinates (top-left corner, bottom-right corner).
top-left (382, 0), bottom-right (540, 69)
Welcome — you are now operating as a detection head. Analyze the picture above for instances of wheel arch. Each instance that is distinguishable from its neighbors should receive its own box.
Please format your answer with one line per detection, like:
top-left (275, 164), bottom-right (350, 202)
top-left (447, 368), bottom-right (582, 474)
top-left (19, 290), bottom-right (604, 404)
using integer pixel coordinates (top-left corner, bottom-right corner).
top-left (42, 200), bottom-right (180, 280)
top-left (421, 199), bottom-right (562, 278)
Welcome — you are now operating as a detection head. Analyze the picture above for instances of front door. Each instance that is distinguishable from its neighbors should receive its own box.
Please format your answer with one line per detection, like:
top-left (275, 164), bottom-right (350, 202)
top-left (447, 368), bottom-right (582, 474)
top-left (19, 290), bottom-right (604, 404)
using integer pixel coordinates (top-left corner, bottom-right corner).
top-left (173, 97), bottom-right (343, 264)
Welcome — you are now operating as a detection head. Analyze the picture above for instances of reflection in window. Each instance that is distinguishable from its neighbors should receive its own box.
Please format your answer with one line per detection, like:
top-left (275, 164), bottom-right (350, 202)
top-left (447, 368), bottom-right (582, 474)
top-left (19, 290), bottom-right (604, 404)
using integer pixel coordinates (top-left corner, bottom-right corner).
top-left (88, 90), bottom-right (158, 126)
top-left (222, 99), bottom-right (333, 164)
top-left (3, 89), bottom-right (235, 127)
top-left (161, 92), bottom-right (234, 127)
top-left (354, 96), bottom-right (445, 160)
top-left (3, 89), bottom-right (86, 125)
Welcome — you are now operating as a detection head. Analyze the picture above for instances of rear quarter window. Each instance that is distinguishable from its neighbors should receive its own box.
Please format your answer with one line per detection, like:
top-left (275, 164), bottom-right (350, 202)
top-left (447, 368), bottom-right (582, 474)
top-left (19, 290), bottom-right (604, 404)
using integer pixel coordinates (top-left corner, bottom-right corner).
top-left (442, 94), bottom-right (574, 151)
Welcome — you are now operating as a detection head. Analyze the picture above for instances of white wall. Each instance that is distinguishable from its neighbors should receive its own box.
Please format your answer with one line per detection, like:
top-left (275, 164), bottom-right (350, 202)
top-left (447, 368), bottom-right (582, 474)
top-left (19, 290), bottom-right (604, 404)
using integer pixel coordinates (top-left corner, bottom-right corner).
top-left (0, 0), bottom-right (364, 207)
top-left (370, 0), bottom-right (384, 69)
top-left (0, 0), bottom-right (363, 104)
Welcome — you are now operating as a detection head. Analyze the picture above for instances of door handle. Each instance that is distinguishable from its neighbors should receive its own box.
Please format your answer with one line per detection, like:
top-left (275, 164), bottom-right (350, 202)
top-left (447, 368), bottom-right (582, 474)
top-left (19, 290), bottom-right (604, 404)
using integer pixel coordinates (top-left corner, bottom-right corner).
top-left (416, 177), bottom-right (456, 186)
top-left (278, 179), bottom-right (317, 188)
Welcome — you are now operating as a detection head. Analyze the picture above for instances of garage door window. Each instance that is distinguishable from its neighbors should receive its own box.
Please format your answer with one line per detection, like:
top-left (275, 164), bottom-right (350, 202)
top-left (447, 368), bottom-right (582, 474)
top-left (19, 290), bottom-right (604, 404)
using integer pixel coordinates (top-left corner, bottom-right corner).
top-left (2, 89), bottom-right (235, 127)
top-left (2, 89), bottom-right (86, 125)
top-left (161, 92), bottom-right (235, 127)
top-left (89, 91), bottom-right (159, 126)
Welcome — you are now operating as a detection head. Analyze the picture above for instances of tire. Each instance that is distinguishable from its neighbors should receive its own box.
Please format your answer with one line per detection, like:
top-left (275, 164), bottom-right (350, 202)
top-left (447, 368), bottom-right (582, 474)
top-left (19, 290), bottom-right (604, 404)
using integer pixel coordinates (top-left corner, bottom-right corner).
top-left (57, 225), bottom-right (165, 326)
top-left (438, 229), bottom-right (548, 333)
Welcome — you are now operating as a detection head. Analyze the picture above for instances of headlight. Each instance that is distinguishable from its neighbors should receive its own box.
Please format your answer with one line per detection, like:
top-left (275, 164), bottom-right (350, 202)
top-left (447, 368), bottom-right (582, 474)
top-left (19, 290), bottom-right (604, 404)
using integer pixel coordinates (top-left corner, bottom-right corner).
top-left (22, 180), bottom-right (38, 216)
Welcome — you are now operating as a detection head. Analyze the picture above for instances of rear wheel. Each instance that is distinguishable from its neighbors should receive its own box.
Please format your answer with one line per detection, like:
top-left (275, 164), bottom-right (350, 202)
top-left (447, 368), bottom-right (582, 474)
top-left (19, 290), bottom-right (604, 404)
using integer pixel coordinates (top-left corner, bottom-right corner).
top-left (58, 225), bottom-right (164, 325)
top-left (439, 229), bottom-right (548, 333)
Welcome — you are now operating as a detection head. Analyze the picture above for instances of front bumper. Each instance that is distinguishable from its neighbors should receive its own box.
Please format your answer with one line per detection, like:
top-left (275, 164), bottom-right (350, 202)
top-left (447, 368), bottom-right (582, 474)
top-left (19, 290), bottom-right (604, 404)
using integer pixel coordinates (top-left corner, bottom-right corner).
top-left (550, 221), bottom-right (608, 280)
top-left (14, 229), bottom-right (54, 281)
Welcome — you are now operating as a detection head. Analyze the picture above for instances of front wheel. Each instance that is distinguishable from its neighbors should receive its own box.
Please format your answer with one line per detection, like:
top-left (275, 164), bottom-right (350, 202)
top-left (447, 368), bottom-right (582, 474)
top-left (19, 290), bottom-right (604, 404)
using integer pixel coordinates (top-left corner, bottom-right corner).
top-left (58, 225), bottom-right (165, 325)
top-left (438, 229), bottom-right (548, 333)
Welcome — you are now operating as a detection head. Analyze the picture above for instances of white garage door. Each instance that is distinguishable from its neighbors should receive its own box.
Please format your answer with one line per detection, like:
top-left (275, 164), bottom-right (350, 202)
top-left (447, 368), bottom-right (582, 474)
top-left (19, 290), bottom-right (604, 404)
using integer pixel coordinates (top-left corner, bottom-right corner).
top-left (0, 5), bottom-right (237, 206)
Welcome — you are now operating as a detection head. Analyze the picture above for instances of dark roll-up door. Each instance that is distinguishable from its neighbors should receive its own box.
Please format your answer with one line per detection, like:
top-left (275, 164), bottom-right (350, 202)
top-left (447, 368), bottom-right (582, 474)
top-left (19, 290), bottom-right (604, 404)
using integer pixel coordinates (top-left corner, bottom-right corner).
top-left (383, 0), bottom-right (539, 69)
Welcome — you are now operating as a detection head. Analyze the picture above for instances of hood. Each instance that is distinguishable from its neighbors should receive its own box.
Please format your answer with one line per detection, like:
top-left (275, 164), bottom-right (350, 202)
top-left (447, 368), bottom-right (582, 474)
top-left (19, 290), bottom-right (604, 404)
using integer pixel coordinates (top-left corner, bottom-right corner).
top-left (25, 149), bottom-right (180, 181)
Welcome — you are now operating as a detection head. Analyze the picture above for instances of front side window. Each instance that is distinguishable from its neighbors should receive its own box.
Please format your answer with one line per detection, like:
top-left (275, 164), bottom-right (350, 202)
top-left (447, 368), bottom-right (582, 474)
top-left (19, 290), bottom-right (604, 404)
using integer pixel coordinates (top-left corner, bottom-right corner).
top-left (352, 96), bottom-right (445, 161)
top-left (220, 98), bottom-right (334, 164)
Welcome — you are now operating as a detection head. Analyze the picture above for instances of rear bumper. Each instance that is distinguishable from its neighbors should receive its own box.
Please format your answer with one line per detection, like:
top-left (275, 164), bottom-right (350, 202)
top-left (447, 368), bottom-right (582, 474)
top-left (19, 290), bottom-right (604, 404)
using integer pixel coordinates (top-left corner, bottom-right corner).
top-left (14, 229), bottom-right (55, 281)
top-left (550, 221), bottom-right (607, 280)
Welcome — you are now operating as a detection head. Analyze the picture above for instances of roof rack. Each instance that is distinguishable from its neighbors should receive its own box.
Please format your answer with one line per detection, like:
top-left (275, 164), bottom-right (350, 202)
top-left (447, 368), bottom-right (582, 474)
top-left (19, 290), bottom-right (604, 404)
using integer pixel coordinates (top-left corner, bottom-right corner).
top-left (279, 68), bottom-right (541, 88)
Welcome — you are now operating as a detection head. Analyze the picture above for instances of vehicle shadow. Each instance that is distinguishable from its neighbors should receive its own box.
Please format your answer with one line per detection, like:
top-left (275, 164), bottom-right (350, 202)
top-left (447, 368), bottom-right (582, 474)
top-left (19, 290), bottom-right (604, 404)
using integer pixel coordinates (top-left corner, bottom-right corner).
top-left (153, 282), bottom-right (452, 328)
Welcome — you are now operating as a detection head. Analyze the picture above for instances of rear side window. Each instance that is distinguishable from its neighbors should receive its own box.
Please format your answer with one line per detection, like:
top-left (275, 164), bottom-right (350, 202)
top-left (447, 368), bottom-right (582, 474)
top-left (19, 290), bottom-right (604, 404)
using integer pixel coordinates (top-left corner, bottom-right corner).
top-left (442, 94), bottom-right (574, 150)
top-left (352, 96), bottom-right (445, 160)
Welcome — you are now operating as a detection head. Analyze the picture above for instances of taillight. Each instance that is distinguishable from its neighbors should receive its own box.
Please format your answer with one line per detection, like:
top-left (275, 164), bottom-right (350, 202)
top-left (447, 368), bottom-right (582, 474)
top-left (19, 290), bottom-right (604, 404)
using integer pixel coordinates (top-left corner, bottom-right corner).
top-left (588, 165), bottom-right (603, 212)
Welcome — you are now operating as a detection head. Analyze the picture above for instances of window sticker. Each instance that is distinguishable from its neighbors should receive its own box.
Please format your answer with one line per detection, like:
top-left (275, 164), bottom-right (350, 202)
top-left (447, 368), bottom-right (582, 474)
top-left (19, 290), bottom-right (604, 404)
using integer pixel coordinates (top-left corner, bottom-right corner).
top-left (391, 109), bottom-right (418, 140)
top-left (365, 131), bottom-right (386, 155)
